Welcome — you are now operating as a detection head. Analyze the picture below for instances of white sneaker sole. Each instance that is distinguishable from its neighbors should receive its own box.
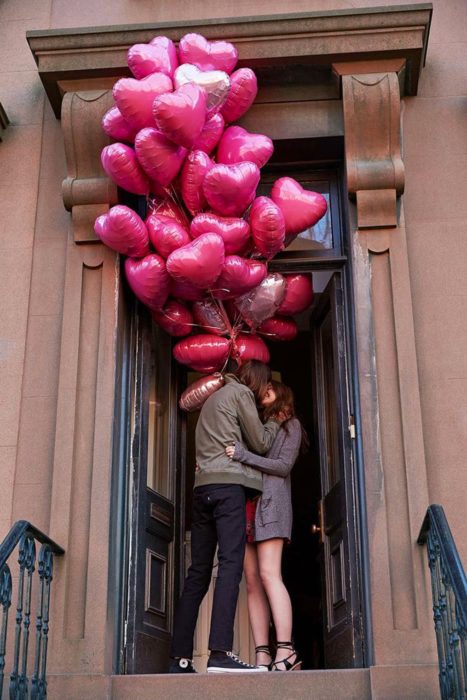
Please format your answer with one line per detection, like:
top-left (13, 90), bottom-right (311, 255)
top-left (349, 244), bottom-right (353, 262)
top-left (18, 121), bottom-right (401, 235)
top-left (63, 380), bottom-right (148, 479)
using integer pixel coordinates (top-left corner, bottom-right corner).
top-left (207, 666), bottom-right (269, 673)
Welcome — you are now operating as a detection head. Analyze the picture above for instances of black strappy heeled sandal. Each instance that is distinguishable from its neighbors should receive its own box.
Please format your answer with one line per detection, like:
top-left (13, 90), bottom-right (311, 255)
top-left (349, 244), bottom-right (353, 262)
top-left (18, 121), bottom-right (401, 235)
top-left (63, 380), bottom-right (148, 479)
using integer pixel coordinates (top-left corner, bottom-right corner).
top-left (272, 641), bottom-right (302, 671)
top-left (255, 645), bottom-right (272, 671)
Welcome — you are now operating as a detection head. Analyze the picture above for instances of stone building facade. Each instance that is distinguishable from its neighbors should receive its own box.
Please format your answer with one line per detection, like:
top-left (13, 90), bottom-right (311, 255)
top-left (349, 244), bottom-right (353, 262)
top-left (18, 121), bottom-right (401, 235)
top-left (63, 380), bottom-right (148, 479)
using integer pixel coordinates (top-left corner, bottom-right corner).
top-left (0, 1), bottom-right (466, 698)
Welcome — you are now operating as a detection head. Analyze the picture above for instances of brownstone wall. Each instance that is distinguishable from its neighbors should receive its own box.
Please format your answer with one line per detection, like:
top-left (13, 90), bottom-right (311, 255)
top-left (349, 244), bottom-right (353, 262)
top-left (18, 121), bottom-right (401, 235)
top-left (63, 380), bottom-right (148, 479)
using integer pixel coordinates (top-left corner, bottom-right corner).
top-left (0, 0), bottom-right (465, 677)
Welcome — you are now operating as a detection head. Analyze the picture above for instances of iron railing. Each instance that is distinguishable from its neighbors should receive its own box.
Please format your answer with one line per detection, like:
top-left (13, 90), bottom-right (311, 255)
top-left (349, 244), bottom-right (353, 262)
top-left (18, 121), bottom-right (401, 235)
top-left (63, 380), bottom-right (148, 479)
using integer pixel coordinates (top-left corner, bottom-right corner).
top-left (0, 521), bottom-right (64, 699)
top-left (418, 505), bottom-right (467, 700)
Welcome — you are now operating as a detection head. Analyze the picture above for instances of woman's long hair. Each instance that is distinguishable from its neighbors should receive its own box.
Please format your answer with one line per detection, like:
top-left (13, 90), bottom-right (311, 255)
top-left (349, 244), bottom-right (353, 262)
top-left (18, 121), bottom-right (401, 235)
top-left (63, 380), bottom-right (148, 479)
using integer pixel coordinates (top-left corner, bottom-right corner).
top-left (235, 360), bottom-right (272, 404)
top-left (263, 380), bottom-right (309, 453)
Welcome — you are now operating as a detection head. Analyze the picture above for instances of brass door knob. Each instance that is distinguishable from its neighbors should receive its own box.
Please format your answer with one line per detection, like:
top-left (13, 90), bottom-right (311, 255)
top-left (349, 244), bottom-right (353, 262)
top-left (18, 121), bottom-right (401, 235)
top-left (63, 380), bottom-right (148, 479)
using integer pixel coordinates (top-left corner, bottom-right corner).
top-left (311, 524), bottom-right (321, 535)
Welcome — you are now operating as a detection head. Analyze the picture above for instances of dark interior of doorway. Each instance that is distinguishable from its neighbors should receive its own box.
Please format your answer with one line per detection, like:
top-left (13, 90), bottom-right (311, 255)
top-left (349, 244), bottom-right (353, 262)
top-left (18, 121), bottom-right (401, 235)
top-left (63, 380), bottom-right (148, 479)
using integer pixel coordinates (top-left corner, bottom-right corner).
top-left (183, 275), bottom-right (334, 671)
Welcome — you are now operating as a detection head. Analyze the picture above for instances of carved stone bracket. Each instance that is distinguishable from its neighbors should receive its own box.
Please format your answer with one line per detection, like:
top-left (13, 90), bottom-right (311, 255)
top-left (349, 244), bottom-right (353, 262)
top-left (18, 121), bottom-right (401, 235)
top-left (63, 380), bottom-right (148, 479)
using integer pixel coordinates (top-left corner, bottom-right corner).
top-left (61, 90), bottom-right (117, 243)
top-left (333, 59), bottom-right (405, 229)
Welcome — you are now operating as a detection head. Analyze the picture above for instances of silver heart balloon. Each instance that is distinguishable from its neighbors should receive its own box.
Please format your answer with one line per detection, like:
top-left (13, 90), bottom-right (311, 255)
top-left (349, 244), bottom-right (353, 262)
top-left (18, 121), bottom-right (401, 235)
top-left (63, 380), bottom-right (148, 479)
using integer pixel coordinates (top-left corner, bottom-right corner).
top-left (174, 63), bottom-right (230, 115)
top-left (179, 373), bottom-right (225, 412)
top-left (235, 273), bottom-right (287, 329)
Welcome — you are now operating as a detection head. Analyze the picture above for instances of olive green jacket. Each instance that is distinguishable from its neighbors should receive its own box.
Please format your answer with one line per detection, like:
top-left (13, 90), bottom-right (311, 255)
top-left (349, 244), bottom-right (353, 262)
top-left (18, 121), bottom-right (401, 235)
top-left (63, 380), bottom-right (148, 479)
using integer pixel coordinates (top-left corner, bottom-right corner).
top-left (194, 374), bottom-right (279, 492)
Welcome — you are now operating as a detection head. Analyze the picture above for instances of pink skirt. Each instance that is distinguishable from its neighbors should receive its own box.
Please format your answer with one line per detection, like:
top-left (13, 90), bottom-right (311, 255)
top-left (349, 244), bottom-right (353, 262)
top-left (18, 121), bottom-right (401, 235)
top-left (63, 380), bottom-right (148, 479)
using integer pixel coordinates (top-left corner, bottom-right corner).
top-left (246, 497), bottom-right (259, 544)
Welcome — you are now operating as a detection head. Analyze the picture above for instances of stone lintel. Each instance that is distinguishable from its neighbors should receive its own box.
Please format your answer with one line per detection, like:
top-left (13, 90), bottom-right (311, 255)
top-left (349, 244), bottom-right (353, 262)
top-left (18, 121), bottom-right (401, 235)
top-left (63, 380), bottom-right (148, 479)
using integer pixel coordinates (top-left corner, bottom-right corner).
top-left (27, 5), bottom-right (432, 117)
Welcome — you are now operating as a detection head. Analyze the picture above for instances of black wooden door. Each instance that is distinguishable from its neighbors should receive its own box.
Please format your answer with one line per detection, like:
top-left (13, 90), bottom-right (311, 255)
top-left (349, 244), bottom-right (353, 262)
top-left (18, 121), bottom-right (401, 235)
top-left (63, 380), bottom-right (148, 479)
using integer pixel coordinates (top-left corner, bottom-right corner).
top-left (311, 272), bottom-right (363, 668)
top-left (125, 308), bottom-right (184, 673)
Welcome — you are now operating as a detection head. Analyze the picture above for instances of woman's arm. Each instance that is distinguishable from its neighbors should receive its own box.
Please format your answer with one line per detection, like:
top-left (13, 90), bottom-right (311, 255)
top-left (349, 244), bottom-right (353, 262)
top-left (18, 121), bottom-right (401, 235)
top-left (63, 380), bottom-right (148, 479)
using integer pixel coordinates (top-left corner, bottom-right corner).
top-left (233, 421), bottom-right (301, 478)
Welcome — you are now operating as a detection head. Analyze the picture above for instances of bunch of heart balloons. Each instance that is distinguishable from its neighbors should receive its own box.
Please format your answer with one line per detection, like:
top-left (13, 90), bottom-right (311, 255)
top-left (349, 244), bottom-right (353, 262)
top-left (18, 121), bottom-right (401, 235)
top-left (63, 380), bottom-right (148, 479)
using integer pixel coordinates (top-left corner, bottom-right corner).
top-left (95, 32), bottom-right (328, 407)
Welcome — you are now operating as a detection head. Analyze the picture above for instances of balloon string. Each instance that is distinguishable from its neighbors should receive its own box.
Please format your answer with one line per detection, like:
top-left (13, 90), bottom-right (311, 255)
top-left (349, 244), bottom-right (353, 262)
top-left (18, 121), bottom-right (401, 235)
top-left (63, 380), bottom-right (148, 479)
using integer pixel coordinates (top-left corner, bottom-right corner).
top-left (215, 298), bottom-right (233, 336)
top-left (209, 287), bottom-right (230, 295)
top-left (169, 185), bottom-right (191, 226)
top-left (160, 309), bottom-right (227, 334)
top-left (160, 307), bottom-right (235, 336)
top-left (219, 352), bottom-right (231, 375)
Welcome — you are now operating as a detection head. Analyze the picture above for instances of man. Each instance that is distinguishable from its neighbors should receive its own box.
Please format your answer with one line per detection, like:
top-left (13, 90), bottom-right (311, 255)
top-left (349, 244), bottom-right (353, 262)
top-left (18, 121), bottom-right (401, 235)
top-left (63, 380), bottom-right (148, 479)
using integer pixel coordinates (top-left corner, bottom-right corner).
top-left (169, 360), bottom-right (281, 673)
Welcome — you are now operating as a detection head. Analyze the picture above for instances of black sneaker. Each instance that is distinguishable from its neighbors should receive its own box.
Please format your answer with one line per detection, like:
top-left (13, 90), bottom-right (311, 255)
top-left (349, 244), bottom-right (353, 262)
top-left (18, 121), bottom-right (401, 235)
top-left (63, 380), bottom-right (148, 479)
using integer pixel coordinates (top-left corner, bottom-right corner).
top-left (169, 657), bottom-right (197, 673)
top-left (207, 651), bottom-right (267, 673)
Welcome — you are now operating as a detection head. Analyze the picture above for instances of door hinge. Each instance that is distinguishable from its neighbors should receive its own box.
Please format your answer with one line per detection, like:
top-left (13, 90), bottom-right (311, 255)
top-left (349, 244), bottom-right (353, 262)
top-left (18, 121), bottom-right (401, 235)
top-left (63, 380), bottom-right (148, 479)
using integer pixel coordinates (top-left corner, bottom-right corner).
top-left (348, 416), bottom-right (356, 439)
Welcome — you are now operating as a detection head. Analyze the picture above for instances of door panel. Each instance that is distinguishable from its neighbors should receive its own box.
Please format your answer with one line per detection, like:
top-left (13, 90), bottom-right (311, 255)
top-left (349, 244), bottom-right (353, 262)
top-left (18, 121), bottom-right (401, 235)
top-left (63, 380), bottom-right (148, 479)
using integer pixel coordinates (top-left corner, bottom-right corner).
top-left (125, 309), bottom-right (183, 673)
top-left (312, 272), bottom-right (363, 668)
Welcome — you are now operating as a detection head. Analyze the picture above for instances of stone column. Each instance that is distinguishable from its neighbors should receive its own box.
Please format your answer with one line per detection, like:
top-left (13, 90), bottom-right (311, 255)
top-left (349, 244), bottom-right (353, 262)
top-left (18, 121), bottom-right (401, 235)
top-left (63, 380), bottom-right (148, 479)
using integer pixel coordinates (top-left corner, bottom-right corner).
top-left (333, 60), bottom-right (438, 686)
top-left (47, 89), bottom-right (120, 696)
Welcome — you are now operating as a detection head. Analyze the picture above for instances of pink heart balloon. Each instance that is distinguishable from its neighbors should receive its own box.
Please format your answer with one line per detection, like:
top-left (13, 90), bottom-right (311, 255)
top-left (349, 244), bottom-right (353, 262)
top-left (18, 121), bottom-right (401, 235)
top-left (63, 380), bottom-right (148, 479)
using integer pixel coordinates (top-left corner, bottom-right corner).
top-left (128, 38), bottom-right (178, 79)
top-left (231, 333), bottom-right (270, 366)
top-left (101, 143), bottom-right (150, 195)
top-left (174, 64), bottom-right (230, 116)
top-left (217, 126), bottom-right (274, 169)
top-left (134, 128), bottom-right (187, 187)
top-left (171, 278), bottom-right (205, 301)
top-left (249, 196), bottom-right (285, 259)
top-left (258, 316), bottom-right (298, 342)
top-left (152, 300), bottom-right (193, 337)
top-left (277, 274), bottom-right (314, 315)
top-left (190, 213), bottom-right (250, 255)
top-left (221, 68), bottom-right (258, 124)
top-left (179, 33), bottom-right (238, 74)
top-left (166, 232), bottom-right (225, 289)
top-left (192, 299), bottom-right (231, 336)
top-left (148, 197), bottom-right (190, 228)
top-left (203, 162), bottom-right (260, 217)
top-left (181, 150), bottom-right (213, 216)
top-left (153, 82), bottom-right (207, 149)
top-left (146, 214), bottom-right (191, 258)
top-left (102, 106), bottom-right (138, 143)
top-left (94, 205), bottom-right (149, 258)
top-left (124, 253), bottom-right (170, 310)
top-left (212, 257), bottom-right (267, 300)
top-left (271, 177), bottom-right (328, 236)
top-left (179, 373), bottom-right (225, 412)
top-left (173, 334), bottom-right (231, 373)
top-left (235, 273), bottom-right (286, 329)
top-left (113, 72), bottom-right (173, 132)
top-left (192, 112), bottom-right (225, 154)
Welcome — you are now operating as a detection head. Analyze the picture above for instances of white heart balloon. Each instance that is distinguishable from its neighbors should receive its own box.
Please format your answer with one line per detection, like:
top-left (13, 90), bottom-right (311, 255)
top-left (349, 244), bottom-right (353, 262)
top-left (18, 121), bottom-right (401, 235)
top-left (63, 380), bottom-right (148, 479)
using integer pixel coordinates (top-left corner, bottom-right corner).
top-left (174, 63), bottom-right (230, 115)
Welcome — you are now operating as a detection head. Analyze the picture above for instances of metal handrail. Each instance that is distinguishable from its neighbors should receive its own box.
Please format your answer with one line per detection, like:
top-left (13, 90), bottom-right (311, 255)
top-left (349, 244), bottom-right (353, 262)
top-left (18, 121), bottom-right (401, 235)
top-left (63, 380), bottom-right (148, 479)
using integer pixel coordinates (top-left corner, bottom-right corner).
top-left (418, 504), bottom-right (467, 700)
top-left (0, 521), bottom-right (64, 569)
top-left (0, 520), bottom-right (64, 699)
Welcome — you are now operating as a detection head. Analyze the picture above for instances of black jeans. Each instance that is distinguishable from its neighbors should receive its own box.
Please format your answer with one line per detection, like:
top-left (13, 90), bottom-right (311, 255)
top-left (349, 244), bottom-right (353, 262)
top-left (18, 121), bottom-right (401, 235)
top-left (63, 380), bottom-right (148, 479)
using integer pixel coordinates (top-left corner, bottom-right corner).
top-left (171, 484), bottom-right (246, 658)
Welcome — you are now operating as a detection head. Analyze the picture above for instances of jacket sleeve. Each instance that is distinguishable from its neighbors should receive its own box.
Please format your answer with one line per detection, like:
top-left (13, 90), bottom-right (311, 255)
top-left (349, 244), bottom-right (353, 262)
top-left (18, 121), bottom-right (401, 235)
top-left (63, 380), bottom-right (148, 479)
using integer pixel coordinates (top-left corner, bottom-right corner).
top-left (233, 422), bottom-right (301, 477)
top-left (236, 389), bottom-right (279, 454)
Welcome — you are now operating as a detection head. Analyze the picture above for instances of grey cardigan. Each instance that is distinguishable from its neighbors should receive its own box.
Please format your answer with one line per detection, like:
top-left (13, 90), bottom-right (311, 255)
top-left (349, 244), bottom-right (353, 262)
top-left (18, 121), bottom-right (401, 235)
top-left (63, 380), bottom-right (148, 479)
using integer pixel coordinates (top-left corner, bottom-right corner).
top-left (233, 418), bottom-right (302, 542)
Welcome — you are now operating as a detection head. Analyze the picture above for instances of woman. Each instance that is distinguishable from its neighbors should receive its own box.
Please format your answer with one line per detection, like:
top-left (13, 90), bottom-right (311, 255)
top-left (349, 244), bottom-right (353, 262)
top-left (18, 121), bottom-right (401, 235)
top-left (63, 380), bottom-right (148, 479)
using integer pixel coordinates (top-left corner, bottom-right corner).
top-left (225, 380), bottom-right (306, 672)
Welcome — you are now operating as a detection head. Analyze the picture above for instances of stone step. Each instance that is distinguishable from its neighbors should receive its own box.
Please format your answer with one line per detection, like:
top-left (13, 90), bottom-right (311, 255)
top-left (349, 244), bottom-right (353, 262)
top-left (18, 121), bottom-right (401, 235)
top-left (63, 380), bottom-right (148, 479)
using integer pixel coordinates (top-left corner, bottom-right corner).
top-left (111, 669), bottom-right (371, 700)
top-left (44, 663), bottom-right (440, 700)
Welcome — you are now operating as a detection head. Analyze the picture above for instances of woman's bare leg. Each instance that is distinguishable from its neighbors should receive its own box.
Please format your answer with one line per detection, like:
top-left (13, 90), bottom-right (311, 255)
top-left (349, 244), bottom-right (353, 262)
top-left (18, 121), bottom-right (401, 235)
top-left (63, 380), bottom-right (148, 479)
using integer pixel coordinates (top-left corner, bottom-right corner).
top-left (257, 539), bottom-right (297, 667)
top-left (244, 542), bottom-right (271, 666)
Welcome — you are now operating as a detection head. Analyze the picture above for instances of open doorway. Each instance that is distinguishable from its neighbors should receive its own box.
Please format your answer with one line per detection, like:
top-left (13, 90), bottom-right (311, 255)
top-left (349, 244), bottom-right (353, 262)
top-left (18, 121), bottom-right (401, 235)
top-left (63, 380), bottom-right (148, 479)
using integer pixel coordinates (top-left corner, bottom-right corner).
top-left (122, 165), bottom-right (367, 673)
